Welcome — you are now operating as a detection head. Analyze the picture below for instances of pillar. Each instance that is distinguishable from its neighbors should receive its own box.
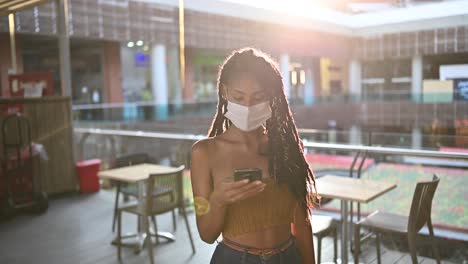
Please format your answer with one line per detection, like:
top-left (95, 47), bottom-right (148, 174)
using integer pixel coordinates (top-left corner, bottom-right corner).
top-left (151, 44), bottom-right (169, 120)
top-left (280, 54), bottom-right (291, 98)
top-left (167, 46), bottom-right (182, 110)
top-left (349, 59), bottom-right (362, 102)
top-left (412, 127), bottom-right (422, 149)
top-left (56, 0), bottom-right (72, 97)
top-left (183, 48), bottom-right (194, 102)
top-left (411, 55), bottom-right (423, 102)
top-left (304, 65), bottom-right (315, 106)
top-left (102, 41), bottom-right (123, 103)
top-left (349, 125), bottom-right (362, 145)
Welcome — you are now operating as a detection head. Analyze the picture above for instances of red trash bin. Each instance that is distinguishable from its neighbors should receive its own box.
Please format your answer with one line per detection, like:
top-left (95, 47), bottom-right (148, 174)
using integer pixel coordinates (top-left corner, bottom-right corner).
top-left (76, 159), bottom-right (101, 193)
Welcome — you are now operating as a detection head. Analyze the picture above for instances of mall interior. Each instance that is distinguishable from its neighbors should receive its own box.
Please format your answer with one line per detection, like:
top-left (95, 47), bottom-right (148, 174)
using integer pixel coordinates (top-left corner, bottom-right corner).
top-left (0, 0), bottom-right (467, 263)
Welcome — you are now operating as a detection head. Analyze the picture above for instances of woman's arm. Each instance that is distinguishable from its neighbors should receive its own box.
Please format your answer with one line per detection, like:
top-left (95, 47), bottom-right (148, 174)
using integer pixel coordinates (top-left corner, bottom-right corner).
top-left (292, 203), bottom-right (316, 264)
top-left (191, 139), bottom-right (264, 244)
top-left (191, 139), bottom-right (226, 244)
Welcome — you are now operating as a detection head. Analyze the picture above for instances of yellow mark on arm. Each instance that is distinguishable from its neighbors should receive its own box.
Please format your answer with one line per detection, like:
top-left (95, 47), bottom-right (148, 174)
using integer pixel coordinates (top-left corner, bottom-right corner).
top-left (194, 196), bottom-right (210, 216)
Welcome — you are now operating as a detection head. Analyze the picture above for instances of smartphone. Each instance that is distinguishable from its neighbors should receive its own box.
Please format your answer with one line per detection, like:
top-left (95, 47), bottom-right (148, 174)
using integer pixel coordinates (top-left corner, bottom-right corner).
top-left (233, 168), bottom-right (262, 182)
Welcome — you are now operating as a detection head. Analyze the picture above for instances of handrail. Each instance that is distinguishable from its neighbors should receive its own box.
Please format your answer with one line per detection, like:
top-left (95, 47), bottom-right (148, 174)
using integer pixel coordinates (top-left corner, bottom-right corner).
top-left (74, 127), bottom-right (206, 141)
top-left (72, 99), bottom-right (217, 110)
top-left (298, 128), bottom-right (468, 139)
top-left (74, 127), bottom-right (468, 160)
top-left (302, 141), bottom-right (468, 159)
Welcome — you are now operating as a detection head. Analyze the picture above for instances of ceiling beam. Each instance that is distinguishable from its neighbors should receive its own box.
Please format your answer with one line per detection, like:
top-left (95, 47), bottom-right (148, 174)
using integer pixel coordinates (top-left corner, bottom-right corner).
top-left (0, 0), bottom-right (50, 16)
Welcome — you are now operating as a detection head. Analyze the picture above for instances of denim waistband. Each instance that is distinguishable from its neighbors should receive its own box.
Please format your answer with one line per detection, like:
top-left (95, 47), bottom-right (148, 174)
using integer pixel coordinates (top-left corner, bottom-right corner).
top-left (220, 236), bottom-right (295, 264)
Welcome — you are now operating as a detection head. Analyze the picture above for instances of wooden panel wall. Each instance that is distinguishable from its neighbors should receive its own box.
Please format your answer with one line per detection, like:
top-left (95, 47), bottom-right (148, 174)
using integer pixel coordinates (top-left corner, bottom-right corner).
top-left (0, 97), bottom-right (76, 194)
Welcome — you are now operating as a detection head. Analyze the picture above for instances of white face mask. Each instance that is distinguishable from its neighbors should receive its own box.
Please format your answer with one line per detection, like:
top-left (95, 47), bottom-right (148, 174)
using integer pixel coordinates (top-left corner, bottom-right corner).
top-left (225, 101), bottom-right (271, 132)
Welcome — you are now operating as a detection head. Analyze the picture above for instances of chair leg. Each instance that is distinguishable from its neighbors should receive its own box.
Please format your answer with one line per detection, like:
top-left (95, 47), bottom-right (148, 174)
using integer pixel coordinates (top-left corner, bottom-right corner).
top-left (151, 215), bottom-right (160, 244)
top-left (428, 220), bottom-right (441, 264)
top-left (144, 216), bottom-right (155, 264)
top-left (170, 193), bottom-right (177, 231)
top-left (317, 235), bottom-right (322, 264)
top-left (181, 206), bottom-right (196, 254)
top-left (112, 184), bottom-right (121, 232)
top-left (357, 203), bottom-right (361, 221)
top-left (376, 233), bottom-right (382, 264)
top-left (333, 228), bottom-right (338, 263)
top-left (172, 209), bottom-right (177, 231)
top-left (117, 210), bottom-right (122, 260)
top-left (408, 234), bottom-right (418, 264)
top-left (353, 224), bottom-right (361, 264)
top-left (350, 202), bottom-right (355, 252)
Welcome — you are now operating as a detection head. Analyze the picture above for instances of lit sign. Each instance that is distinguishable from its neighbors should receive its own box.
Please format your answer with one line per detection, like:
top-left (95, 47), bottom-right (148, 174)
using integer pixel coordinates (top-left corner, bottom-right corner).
top-left (135, 52), bottom-right (150, 67)
top-left (454, 79), bottom-right (468, 101)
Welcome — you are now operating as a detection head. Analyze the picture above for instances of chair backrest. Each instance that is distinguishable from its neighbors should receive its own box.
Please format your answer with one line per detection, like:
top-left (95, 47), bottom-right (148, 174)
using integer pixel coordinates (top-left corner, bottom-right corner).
top-left (2, 113), bottom-right (31, 149)
top-left (408, 174), bottom-right (440, 233)
top-left (145, 165), bottom-right (186, 212)
top-left (115, 153), bottom-right (150, 168)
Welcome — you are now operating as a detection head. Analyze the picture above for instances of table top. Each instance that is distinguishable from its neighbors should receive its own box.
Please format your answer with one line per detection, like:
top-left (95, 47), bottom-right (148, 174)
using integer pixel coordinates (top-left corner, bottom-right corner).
top-left (98, 163), bottom-right (180, 183)
top-left (316, 175), bottom-right (397, 203)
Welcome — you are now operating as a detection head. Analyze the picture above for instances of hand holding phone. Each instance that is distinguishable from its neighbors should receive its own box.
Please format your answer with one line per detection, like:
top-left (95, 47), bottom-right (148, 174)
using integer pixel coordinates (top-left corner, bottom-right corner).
top-left (210, 168), bottom-right (265, 206)
top-left (233, 168), bottom-right (262, 182)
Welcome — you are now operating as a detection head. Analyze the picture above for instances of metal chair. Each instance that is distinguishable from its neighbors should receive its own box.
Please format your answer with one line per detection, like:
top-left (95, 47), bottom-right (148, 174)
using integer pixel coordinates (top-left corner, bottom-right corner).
top-left (312, 169), bottom-right (342, 263)
top-left (111, 153), bottom-right (177, 233)
top-left (353, 175), bottom-right (441, 264)
top-left (312, 214), bottom-right (338, 264)
top-left (116, 165), bottom-right (196, 263)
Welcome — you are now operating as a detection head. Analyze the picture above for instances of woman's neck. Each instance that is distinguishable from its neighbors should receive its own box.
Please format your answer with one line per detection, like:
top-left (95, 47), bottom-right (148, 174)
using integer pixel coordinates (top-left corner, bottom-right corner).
top-left (228, 125), bottom-right (265, 147)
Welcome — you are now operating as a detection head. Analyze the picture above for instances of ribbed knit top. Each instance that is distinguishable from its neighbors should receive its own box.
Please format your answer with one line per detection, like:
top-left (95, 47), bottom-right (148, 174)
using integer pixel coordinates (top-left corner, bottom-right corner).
top-left (222, 177), bottom-right (297, 238)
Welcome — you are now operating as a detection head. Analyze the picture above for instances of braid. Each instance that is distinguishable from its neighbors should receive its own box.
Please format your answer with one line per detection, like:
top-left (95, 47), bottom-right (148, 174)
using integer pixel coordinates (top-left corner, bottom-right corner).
top-left (266, 74), bottom-right (318, 218)
top-left (208, 92), bottom-right (228, 137)
top-left (208, 47), bottom-right (318, 218)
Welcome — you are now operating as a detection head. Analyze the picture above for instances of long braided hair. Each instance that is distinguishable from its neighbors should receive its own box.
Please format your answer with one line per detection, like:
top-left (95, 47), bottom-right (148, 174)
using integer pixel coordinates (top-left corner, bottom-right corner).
top-left (208, 47), bottom-right (318, 218)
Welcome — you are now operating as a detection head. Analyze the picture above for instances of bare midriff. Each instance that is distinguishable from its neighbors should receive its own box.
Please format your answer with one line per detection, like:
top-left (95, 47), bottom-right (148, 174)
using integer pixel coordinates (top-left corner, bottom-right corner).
top-left (223, 224), bottom-right (292, 249)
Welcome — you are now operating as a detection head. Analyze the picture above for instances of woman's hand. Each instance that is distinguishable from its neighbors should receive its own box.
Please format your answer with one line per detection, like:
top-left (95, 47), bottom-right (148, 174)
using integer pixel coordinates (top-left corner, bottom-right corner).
top-left (210, 179), bottom-right (266, 207)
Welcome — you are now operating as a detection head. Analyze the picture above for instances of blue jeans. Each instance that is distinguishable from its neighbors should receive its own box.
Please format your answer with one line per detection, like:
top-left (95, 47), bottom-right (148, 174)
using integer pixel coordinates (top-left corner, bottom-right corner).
top-left (210, 237), bottom-right (302, 264)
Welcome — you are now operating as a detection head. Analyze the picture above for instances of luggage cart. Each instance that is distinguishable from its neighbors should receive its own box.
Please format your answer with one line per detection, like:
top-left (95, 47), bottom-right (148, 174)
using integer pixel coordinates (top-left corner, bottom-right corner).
top-left (0, 113), bottom-right (48, 219)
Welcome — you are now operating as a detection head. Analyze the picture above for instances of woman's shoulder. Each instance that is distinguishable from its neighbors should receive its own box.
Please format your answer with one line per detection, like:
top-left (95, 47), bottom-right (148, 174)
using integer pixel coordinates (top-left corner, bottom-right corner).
top-left (192, 138), bottom-right (212, 153)
top-left (191, 136), bottom-right (221, 156)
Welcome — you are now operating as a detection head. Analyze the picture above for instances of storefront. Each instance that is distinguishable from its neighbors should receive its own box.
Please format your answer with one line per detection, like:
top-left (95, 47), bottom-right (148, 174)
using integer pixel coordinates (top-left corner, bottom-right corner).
top-left (20, 36), bottom-right (104, 104)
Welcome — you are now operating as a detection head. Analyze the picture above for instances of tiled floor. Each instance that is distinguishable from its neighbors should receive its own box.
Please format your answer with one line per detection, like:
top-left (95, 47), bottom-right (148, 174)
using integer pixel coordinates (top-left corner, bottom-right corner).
top-left (0, 190), bottom-right (460, 264)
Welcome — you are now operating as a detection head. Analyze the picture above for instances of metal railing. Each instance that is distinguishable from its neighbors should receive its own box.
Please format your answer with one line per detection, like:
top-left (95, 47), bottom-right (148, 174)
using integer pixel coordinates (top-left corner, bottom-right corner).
top-left (74, 127), bottom-right (468, 161)
top-left (301, 141), bottom-right (468, 159)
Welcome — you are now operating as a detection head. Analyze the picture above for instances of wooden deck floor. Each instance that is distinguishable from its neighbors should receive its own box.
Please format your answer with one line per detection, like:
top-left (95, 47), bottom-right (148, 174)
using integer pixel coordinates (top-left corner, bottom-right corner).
top-left (0, 190), bottom-right (458, 264)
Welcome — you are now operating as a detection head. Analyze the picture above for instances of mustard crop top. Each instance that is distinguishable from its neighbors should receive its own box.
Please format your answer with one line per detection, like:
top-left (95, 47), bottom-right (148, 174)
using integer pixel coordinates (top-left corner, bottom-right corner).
top-left (222, 177), bottom-right (298, 237)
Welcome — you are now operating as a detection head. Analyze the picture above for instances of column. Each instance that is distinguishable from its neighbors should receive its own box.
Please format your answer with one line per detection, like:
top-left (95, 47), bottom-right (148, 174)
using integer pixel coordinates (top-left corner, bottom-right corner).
top-left (151, 44), bottom-right (169, 120)
top-left (102, 41), bottom-right (123, 103)
top-left (280, 54), bottom-right (291, 98)
top-left (167, 46), bottom-right (182, 111)
top-left (411, 55), bottom-right (423, 102)
top-left (183, 48), bottom-right (194, 102)
top-left (349, 125), bottom-right (362, 145)
top-left (349, 59), bottom-right (362, 102)
top-left (304, 66), bottom-right (315, 106)
top-left (412, 127), bottom-right (422, 150)
top-left (56, 0), bottom-right (72, 97)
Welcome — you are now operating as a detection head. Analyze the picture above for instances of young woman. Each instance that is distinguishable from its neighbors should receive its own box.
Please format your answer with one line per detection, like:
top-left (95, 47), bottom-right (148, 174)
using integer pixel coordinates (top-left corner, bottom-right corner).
top-left (191, 48), bottom-right (317, 264)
